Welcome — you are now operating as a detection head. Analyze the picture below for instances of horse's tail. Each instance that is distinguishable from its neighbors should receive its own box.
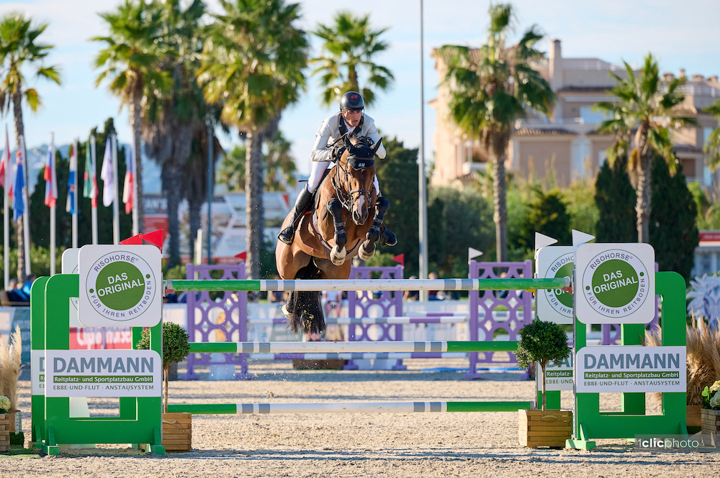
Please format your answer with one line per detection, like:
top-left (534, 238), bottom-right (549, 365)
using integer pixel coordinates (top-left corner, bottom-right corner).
top-left (287, 262), bottom-right (325, 335)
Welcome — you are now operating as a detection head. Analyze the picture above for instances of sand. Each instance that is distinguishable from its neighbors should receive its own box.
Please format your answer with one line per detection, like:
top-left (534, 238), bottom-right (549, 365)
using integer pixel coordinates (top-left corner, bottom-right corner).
top-left (2, 359), bottom-right (718, 477)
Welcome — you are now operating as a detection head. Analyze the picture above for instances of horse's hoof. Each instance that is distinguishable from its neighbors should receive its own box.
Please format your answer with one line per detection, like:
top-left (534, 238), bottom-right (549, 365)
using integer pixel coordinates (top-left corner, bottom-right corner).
top-left (281, 302), bottom-right (293, 319)
top-left (358, 240), bottom-right (375, 261)
top-left (330, 245), bottom-right (346, 266)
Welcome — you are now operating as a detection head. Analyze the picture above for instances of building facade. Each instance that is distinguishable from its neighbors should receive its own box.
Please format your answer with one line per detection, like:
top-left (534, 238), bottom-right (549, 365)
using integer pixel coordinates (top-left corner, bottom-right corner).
top-left (431, 39), bottom-right (720, 188)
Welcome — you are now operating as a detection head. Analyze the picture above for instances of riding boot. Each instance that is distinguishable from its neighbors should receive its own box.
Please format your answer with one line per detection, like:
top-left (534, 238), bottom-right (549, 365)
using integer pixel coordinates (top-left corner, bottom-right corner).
top-left (378, 224), bottom-right (397, 247)
top-left (277, 188), bottom-right (314, 245)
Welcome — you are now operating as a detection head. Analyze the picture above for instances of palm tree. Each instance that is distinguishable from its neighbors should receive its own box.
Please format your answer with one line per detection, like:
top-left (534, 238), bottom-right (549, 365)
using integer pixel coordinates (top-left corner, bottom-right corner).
top-left (199, 0), bottom-right (308, 279)
top-left (0, 12), bottom-right (61, 281)
top-left (437, 4), bottom-right (554, 261)
top-left (93, 0), bottom-right (172, 237)
top-left (264, 131), bottom-right (297, 192)
top-left (704, 99), bottom-right (720, 172)
top-left (312, 11), bottom-right (393, 108)
top-left (183, 116), bottom-right (222, 264)
top-left (594, 54), bottom-right (697, 243)
top-left (141, 0), bottom-right (206, 267)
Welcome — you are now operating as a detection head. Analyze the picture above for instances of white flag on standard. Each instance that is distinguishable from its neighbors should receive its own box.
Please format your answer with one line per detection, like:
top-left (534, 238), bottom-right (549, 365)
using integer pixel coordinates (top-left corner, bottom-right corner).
top-left (468, 247), bottom-right (483, 262)
top-left (100, 139), bottom-right (114, 207)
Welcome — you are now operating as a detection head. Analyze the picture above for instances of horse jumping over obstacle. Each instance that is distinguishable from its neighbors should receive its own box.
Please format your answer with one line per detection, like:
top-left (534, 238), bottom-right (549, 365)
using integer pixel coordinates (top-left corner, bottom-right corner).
top-left (276, 134), bottom-right (387, 335)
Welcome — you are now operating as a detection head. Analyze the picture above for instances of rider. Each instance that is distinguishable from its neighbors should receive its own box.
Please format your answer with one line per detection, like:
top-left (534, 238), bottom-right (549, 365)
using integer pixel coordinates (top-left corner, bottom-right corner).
top-left (277, 91), bottom-right (397, 247)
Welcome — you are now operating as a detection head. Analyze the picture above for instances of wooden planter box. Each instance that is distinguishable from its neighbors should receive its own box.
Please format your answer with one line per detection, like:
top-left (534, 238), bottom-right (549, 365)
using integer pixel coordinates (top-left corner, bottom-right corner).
top-left (701, 409), bottom-right (720, 447)
top-left (519, 409), bottom-right (572, 448)
top-left (687, 405), bottom-right (702, 428)
top-left (0, 413), bottom-right (9, 453)
top-left (162, 412), bottom-right (192, 452)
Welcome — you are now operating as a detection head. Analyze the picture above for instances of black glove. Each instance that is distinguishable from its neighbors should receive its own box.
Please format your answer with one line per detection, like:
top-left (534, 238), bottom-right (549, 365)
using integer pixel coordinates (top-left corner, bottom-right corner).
top-left (331, 143), bottom-right (346, 161)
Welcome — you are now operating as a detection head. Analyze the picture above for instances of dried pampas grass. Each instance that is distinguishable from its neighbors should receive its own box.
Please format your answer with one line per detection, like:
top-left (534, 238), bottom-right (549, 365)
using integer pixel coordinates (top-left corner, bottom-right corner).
top-left (0, 325), bottom-right (23, 410)
top-left (645, 317), bottom-right (720, 406)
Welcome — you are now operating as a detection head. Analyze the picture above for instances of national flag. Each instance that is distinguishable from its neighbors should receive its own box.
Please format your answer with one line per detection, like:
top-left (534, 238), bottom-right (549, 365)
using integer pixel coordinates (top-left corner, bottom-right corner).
top-left (122, 146), bottom-right (134, 214)
top-left (67, 141), bottom-right (78, 214)
top-left (100, 139), bottom-right (114, 207)
top-left (12, 137), bottom-right (25, 221)
top-left (0, 125), bottom-right (10, 190)
top-left (83, 139), bottom-right (97, 207)
top-left (44, 135), bottom-right (58, 207)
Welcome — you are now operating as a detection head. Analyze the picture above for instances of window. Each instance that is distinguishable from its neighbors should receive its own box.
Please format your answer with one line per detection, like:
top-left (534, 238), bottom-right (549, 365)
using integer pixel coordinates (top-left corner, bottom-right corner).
top-left (598, 150), bottom-right (608, 168)
top-left (579, 106), bottom-right (607, 124)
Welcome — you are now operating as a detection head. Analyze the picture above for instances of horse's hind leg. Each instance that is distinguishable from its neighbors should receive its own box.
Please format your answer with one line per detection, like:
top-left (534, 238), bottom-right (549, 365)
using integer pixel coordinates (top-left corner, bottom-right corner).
top-left (359, 197), bottom-right (390, 260)
top-left (327, 198), bottom-right (348, 265)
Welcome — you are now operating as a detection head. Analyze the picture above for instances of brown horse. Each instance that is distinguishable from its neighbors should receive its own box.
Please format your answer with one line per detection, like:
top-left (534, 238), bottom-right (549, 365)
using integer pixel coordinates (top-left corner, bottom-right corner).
top-left (275, 134), bottom-right (389, 334)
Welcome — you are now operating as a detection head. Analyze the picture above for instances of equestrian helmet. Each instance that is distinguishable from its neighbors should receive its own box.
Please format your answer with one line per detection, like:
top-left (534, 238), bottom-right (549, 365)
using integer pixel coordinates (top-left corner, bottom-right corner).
top-left (340, 91), bottom-right (365, 111)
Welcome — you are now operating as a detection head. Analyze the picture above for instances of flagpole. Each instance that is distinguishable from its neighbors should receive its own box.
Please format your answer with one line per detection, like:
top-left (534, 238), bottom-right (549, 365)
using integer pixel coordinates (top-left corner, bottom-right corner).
top-left (20, 135), bottom-right (30, 276)
top-left (131, 135), bottom-right (139, 236)
top-left (3, 126), bottom-right (9, 290)
top-left (91, 135), bottom-right (98, 245)
top-left (111, 134), bottom-right (120, 245)
top-left (49, 133), bottom-right (56, 276)
top-left (72, 140), bottom-right (78, 249)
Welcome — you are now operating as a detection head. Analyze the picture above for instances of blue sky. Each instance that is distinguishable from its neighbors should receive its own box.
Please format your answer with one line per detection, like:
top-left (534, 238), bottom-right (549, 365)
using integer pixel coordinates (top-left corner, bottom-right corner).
top-left (0, 0), bottom-right (718, 186)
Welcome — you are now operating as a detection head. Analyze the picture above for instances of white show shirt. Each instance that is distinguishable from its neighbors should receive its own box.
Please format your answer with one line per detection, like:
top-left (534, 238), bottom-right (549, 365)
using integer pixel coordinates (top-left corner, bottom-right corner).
top-left (310, 113), bottom-right (387, 163)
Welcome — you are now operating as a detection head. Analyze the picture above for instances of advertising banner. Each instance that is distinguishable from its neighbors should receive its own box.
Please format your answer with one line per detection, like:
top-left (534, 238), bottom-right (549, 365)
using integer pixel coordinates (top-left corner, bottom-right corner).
top-left (576, 345), bottom-right (685, 393)
top-left (536, 354), bottom-right (573, 391)
top-left (78, 245), bottom-right (162, 327)
top-left (536, 246), bottom-right (574, 324)
top-left (575, 244), bottom-right (655, 324)
top-left (45, 350), bottom-right (162, 397)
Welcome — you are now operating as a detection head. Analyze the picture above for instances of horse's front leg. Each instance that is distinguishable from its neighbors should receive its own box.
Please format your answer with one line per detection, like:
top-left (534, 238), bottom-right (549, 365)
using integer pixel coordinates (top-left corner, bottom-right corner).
top-left (359, 197), bottom-right (389, 260)
top-left (327, 198), bottom-right (348, 265)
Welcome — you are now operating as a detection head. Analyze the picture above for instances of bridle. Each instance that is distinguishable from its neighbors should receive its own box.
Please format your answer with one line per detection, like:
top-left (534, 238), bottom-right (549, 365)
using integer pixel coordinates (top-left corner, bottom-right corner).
top-left (331, 154), bottom-right (373, 212)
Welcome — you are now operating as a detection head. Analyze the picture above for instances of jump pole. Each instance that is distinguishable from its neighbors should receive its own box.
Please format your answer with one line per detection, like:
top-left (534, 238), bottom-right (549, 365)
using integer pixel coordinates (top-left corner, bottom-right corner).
top-left (189, 340), bottom-right (517, 354)
top-left (168, 401), bottom-right (533, 415)
top-left (165, 277), bottom-right (568, 292)
top-left (247, 316), bottom-right (468, 325)
top-left (248, 352), bottom-right (468, 360)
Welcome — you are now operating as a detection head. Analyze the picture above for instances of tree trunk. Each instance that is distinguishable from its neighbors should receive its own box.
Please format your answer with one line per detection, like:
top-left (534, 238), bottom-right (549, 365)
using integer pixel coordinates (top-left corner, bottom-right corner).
top-left (12, 89), bottom-right (27, 282)
top-left (131, 79), bottom-right (145, 233)
top-left (164, 364), bottom-right (169, 414)
top-left (489, 131), bottom-right (508, 262)
top-left (634, 125), bottom-right (651, 243)
top-left (188, 198), bottom-right (202, 264)
top-left (245, 129), bottom-right (263, 279)
top-left (540, 361), bottom-right (547, 411)
top-left (349, 66), bottom-right (359, 92)
top-left (163, 165), bottom-right (182, 268)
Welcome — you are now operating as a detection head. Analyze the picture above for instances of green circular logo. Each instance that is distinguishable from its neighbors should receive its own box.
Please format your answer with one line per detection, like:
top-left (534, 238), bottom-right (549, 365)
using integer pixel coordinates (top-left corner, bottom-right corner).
top-left (591, 259), bottom-right (639, 307)
top-left (95, 261), bottom-right (146, 310)
top-left (554, 262), bottom-right (574, 308)
top-left (581, 248), bottom-right (650, 320)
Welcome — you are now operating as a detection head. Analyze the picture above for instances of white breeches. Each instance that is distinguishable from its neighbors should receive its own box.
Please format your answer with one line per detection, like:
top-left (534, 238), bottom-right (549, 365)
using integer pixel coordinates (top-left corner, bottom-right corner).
top-left (307, 161), bottom-right (381, 196)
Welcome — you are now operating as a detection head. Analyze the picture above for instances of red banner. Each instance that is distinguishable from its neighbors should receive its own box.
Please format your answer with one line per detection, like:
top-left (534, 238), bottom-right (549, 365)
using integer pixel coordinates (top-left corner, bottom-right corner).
top-left (700, 231), bottom-right (720, 242)
top-left (69, 327), bottom-right (132, 350)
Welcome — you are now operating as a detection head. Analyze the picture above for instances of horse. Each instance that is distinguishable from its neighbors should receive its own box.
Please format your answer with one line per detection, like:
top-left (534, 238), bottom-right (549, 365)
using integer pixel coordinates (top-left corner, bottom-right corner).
top-left (275, 133), bottom-right (390, 334)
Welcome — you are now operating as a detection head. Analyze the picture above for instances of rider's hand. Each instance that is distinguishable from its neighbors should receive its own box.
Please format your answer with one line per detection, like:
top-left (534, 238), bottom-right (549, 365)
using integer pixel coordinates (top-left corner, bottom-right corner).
top-left (331, 143), bottom-right (346, 161)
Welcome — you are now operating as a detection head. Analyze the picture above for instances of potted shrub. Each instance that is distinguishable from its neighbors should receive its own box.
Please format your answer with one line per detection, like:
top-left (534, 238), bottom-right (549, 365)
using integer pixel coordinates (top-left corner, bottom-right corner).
top-left (137, 322), bottom-right (192, 452)
top-left (516, 318), bottom-right (572, 448)
top-left (0, 396), bottom-right (10, 453)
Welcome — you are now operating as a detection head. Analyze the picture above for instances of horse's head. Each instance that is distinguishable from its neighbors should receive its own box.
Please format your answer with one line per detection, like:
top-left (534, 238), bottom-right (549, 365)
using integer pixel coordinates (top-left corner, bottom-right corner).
top-left (338, 133), bottom-right (383, 225)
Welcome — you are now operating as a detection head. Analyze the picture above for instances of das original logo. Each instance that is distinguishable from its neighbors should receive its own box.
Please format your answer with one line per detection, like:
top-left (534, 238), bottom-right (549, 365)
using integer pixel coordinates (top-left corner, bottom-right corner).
top-left (544, 252), bottom-right (574, 317)
top-left (85, 251), bottom-right (156, 321)
top-left (581, 248), bottom-right (649, 318)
